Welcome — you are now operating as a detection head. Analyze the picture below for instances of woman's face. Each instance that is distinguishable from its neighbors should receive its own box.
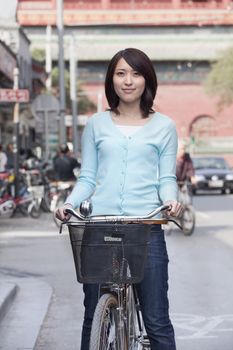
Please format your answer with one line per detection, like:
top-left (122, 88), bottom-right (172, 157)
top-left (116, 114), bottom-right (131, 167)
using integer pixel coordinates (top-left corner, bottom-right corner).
top-left (113, 58), bottom-right (145, 105)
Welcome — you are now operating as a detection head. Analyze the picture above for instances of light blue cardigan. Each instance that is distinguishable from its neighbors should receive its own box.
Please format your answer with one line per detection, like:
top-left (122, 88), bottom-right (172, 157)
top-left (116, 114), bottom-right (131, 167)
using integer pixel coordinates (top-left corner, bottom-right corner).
top-left (66, 111), bottom-right (178, 216)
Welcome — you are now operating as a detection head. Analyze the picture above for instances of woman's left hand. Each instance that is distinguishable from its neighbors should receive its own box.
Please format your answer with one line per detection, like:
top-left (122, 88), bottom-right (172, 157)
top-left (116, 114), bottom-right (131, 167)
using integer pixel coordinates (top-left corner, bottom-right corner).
top-left (164, 200), bottom-right (183, 218)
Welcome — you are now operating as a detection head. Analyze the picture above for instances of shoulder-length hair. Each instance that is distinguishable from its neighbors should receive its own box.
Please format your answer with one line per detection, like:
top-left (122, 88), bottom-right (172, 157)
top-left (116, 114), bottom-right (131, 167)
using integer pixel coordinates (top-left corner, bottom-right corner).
top-left (105, 48), bottom-right (157, 118)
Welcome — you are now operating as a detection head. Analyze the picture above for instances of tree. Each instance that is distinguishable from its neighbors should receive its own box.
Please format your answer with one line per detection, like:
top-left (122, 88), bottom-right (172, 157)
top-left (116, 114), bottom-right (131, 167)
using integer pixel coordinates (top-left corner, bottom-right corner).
top-left (31, 48), bottom-right (45, 62)
top-left (51, 67), bottom-right (96, 114)
top-left (31, 49), bottom-right (96, 113)
top-left (204, 47), bottom-right (233, 110)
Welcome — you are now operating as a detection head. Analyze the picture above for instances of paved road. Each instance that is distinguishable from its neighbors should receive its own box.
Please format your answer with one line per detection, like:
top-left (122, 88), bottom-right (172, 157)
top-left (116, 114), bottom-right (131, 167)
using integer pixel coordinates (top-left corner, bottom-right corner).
top-left (0, 193), bottom-right (233, 349)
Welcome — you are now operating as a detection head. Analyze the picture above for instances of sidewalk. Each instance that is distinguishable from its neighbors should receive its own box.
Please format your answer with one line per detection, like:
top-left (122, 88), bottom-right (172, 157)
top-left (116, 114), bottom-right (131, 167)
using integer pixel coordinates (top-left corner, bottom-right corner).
top-left (0, 276), bottom-right (53, 350)
top-left (0, 280), bottom-right (17, 322)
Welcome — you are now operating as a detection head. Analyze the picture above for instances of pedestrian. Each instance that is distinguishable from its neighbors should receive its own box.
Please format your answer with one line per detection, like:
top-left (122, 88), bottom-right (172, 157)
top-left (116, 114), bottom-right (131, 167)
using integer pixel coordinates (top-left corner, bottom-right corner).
top-left (56, 47), bottom-right (183, 350)
top-left (176, 142), bottom-right (195, 184)
top-left (0, 144), bottom-right (7, 172)
top-left (5, 143), bottom-right (14, 170)
top-left (53, 143), bottom-right (80, 182)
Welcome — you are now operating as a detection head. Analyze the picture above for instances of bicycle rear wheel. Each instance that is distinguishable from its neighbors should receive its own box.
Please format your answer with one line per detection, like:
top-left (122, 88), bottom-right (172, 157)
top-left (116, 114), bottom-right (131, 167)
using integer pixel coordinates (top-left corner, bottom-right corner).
top-left (90, 293), bottom-right (125, 350)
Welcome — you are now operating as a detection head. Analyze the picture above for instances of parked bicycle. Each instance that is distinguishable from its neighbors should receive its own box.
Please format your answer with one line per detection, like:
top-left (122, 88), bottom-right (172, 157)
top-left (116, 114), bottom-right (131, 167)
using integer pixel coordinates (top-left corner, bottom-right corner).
top-left (60, 202), bottom-right (182, 349)
top-left (0, 169), bottom-right (42, 218)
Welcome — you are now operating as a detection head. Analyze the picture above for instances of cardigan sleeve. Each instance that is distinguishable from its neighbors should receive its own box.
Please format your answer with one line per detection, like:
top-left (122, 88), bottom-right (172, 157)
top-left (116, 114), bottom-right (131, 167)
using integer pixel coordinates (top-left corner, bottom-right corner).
top-left (65, 117), bottom-right (98, 208)
top-left (158, 121), bottom-right (178, 203)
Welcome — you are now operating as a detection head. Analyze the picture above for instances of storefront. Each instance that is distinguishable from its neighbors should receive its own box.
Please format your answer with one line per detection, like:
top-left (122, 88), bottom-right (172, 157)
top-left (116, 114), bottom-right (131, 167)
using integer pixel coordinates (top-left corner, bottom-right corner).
top-left (0, 40), bottom-right (16, 144)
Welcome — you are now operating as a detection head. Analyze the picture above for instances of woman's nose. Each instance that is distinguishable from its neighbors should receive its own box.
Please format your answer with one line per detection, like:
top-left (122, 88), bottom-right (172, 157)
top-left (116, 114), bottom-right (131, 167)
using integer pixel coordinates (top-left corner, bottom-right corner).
top-left (124, 73), bottom-right (132, 85)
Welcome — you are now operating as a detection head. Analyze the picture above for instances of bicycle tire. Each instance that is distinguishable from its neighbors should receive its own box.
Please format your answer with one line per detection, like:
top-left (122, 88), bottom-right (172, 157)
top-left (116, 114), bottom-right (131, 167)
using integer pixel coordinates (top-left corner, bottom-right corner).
top-left (41, 195), bottom-right (51, 212)
top-left (180, 205), bottom-right (196, 236)
top-left (90, 293), bottom-right (124, 350)
top-left (29, 202), bottom-right (41, 219)
top-left (17, 203), bottom-right (30, 217)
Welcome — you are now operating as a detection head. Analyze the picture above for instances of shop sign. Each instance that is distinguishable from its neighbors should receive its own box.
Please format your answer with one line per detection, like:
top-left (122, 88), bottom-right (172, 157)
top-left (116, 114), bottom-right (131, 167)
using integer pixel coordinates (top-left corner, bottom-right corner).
top-left (0, 89), bottom-right (29, 102)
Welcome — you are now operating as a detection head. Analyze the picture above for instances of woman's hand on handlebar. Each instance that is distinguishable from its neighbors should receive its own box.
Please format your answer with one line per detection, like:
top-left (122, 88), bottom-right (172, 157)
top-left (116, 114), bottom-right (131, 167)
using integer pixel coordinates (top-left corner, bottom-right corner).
top-left (55, 203), bottom-right (73, 222)
top-left (164, 200), bottom-right (183, 218)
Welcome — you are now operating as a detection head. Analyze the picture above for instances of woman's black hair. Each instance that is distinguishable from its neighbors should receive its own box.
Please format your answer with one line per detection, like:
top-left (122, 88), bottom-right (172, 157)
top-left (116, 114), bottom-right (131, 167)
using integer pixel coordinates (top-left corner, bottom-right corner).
top-left (105, 48), bottom-right (158, 118)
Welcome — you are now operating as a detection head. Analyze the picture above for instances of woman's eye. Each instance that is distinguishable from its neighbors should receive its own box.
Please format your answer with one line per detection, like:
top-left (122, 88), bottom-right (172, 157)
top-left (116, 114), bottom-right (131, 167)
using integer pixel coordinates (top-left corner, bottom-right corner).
top-left (133, 71), bottom-right (141, 76)
top-left (116, 71), bottom-right (124, 77)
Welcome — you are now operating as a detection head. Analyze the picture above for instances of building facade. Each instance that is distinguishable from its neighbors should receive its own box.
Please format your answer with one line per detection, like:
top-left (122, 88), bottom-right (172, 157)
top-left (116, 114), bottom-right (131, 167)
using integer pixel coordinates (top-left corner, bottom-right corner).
top-left (0, 13), bottom-right (47, 152)
top-left (17, 0), bottom-right (233, 163)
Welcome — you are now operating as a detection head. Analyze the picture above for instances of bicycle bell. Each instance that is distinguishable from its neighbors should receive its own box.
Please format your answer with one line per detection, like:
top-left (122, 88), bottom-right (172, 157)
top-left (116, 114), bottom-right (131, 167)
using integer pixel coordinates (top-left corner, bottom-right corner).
top-left (79, 200), bottom-right (93, 217)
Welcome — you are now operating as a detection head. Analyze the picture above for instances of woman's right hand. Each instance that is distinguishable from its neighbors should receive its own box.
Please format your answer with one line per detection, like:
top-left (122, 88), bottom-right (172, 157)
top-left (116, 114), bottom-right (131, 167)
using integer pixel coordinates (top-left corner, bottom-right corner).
top-left (55, 203), bottom-right (73, 222)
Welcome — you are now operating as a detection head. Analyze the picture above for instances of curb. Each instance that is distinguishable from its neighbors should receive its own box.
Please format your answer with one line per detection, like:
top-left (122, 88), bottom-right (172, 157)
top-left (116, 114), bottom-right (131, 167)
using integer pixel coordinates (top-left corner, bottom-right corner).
top-left (0, 277), bottom-right (53, 349)
top-left (0, 281), bottom-right (18, 323)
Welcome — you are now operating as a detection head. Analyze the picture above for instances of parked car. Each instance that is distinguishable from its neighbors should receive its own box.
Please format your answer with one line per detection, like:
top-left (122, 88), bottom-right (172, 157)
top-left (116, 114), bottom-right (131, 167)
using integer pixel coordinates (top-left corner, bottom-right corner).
top-left (191, 156), bottom-right (233, 194)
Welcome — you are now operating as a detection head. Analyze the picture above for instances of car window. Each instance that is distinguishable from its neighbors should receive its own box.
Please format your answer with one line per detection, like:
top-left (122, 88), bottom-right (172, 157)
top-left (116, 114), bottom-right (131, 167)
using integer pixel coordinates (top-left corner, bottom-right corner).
top-left (193, 157), bottom-right (229, 170)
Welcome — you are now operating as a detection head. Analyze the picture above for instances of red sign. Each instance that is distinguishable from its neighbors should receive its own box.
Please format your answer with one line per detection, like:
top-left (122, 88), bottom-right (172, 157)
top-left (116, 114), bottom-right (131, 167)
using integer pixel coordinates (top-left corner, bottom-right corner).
top-left (0, 89), bottom-right (29, 103)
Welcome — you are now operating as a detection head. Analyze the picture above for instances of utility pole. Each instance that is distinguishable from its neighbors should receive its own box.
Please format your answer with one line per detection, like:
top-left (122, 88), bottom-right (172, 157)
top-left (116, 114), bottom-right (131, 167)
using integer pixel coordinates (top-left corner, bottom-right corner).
top-left (46, 25), bottom-right (52, 92)
top-left (56, 0), bottom-right (66, 144)
top-left (69, 34), bottom-right (78, 158)
top-left (13, 67), bottom-right (19, 198)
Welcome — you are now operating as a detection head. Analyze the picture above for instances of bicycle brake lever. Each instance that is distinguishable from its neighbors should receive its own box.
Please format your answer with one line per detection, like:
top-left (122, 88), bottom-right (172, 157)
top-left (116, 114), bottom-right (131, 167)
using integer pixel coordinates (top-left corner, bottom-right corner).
top-left (167, 219), bottom-right (183, 230)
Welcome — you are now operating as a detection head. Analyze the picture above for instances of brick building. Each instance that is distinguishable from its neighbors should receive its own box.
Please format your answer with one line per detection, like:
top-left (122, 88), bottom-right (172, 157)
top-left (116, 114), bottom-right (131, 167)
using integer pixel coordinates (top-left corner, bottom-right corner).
top-left (17, 0), bottom-right (233, 163)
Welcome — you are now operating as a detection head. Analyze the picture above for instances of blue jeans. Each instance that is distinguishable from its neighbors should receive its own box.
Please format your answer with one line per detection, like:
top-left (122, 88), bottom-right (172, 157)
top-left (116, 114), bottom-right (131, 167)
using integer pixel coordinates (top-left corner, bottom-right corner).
top-left (80, 225), bottom-right (176, 350)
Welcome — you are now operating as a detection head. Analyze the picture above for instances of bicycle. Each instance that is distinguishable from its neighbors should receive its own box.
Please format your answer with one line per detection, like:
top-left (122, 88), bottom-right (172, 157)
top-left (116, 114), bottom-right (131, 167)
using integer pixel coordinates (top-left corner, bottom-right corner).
top-left (177, 181), bottom-right (196, 236)
top-left (0, 169), bottom-right (43, 218)
top-left (60, 202), bottom-right (182, 349)
top-left (51, 181), bottom-right (74, 227)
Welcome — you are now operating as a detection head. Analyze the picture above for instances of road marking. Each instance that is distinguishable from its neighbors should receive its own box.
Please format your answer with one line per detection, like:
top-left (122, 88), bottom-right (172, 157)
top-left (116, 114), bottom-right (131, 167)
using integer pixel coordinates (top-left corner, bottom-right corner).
top-left (214, 231), bottom-right (233, 249)
top-left (172, 313), bottom-right (233, 339)
top-left (196, 211), bottom-right (211, 219)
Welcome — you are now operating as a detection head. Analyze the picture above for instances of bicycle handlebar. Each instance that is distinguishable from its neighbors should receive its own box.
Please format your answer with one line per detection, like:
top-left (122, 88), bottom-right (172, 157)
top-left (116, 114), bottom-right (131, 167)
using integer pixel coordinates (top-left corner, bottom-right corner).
top-left (64, 204), bottom-right (170, 223)
top-left (59, 203), bottom-right (183, 233)
top-left (65, 205), bottom-right (169, 222)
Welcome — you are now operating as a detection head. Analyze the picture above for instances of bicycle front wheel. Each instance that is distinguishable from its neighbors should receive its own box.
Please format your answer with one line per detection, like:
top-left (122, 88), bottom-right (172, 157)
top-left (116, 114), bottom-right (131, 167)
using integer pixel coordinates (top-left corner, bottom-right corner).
top-left (180, 205), bottom-right (196, 236)
top-left (90, 293), bottom-right (124, 350)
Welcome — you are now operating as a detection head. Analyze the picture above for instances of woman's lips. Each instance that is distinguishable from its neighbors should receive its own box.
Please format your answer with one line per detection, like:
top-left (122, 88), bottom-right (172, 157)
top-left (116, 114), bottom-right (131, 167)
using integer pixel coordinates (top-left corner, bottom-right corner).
top-left (122, 89), bottom-right (135, 93)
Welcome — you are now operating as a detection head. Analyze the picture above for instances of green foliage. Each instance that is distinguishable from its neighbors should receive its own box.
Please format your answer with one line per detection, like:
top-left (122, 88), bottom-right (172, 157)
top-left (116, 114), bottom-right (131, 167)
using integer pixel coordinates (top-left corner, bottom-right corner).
top-left (204, 47), bottom-right (233, 110)
top-left (78, 94), bottom-right (96, 114)
top-left (51, 67), bottom-right (96, 114)
top-left (51, 67), bottom-right (70, 91)
top-left (31, 48), bottom-right (45, 62)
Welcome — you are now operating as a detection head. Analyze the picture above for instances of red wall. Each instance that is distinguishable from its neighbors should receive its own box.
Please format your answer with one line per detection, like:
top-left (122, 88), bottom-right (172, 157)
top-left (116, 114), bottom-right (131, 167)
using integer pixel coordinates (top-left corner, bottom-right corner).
top-left (156, 84), bottom-right (233, 138)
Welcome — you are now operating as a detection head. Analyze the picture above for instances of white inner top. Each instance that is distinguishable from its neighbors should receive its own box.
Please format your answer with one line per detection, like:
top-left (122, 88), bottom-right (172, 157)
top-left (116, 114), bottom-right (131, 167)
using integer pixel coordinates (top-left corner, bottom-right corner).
top-left (115, 124), bottom-right (142, 137)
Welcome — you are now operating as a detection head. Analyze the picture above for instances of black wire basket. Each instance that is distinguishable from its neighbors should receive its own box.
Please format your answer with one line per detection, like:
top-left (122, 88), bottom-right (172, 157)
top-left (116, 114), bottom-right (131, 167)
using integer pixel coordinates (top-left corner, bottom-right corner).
top-left (68, 222), bottom-right (151, 284)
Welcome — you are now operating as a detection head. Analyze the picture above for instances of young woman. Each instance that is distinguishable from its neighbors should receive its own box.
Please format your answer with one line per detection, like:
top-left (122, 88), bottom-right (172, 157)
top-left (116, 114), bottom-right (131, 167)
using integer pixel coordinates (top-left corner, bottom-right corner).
top-left (56, 48), bottom-right (183, 350)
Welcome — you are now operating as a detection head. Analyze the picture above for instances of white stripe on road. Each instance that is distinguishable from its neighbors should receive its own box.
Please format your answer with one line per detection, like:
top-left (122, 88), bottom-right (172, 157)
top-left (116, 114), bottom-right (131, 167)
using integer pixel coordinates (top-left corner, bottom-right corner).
top-left (196, 211), bottom-right (211, 219)
top-left (172, 313), bottom-right (233, 340)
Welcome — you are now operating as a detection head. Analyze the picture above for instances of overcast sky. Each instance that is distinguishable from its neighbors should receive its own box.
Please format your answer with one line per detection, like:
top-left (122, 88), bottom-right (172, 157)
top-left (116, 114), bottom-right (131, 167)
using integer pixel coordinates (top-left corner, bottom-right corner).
top-left (0, 0), bottom-right (17, 19)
